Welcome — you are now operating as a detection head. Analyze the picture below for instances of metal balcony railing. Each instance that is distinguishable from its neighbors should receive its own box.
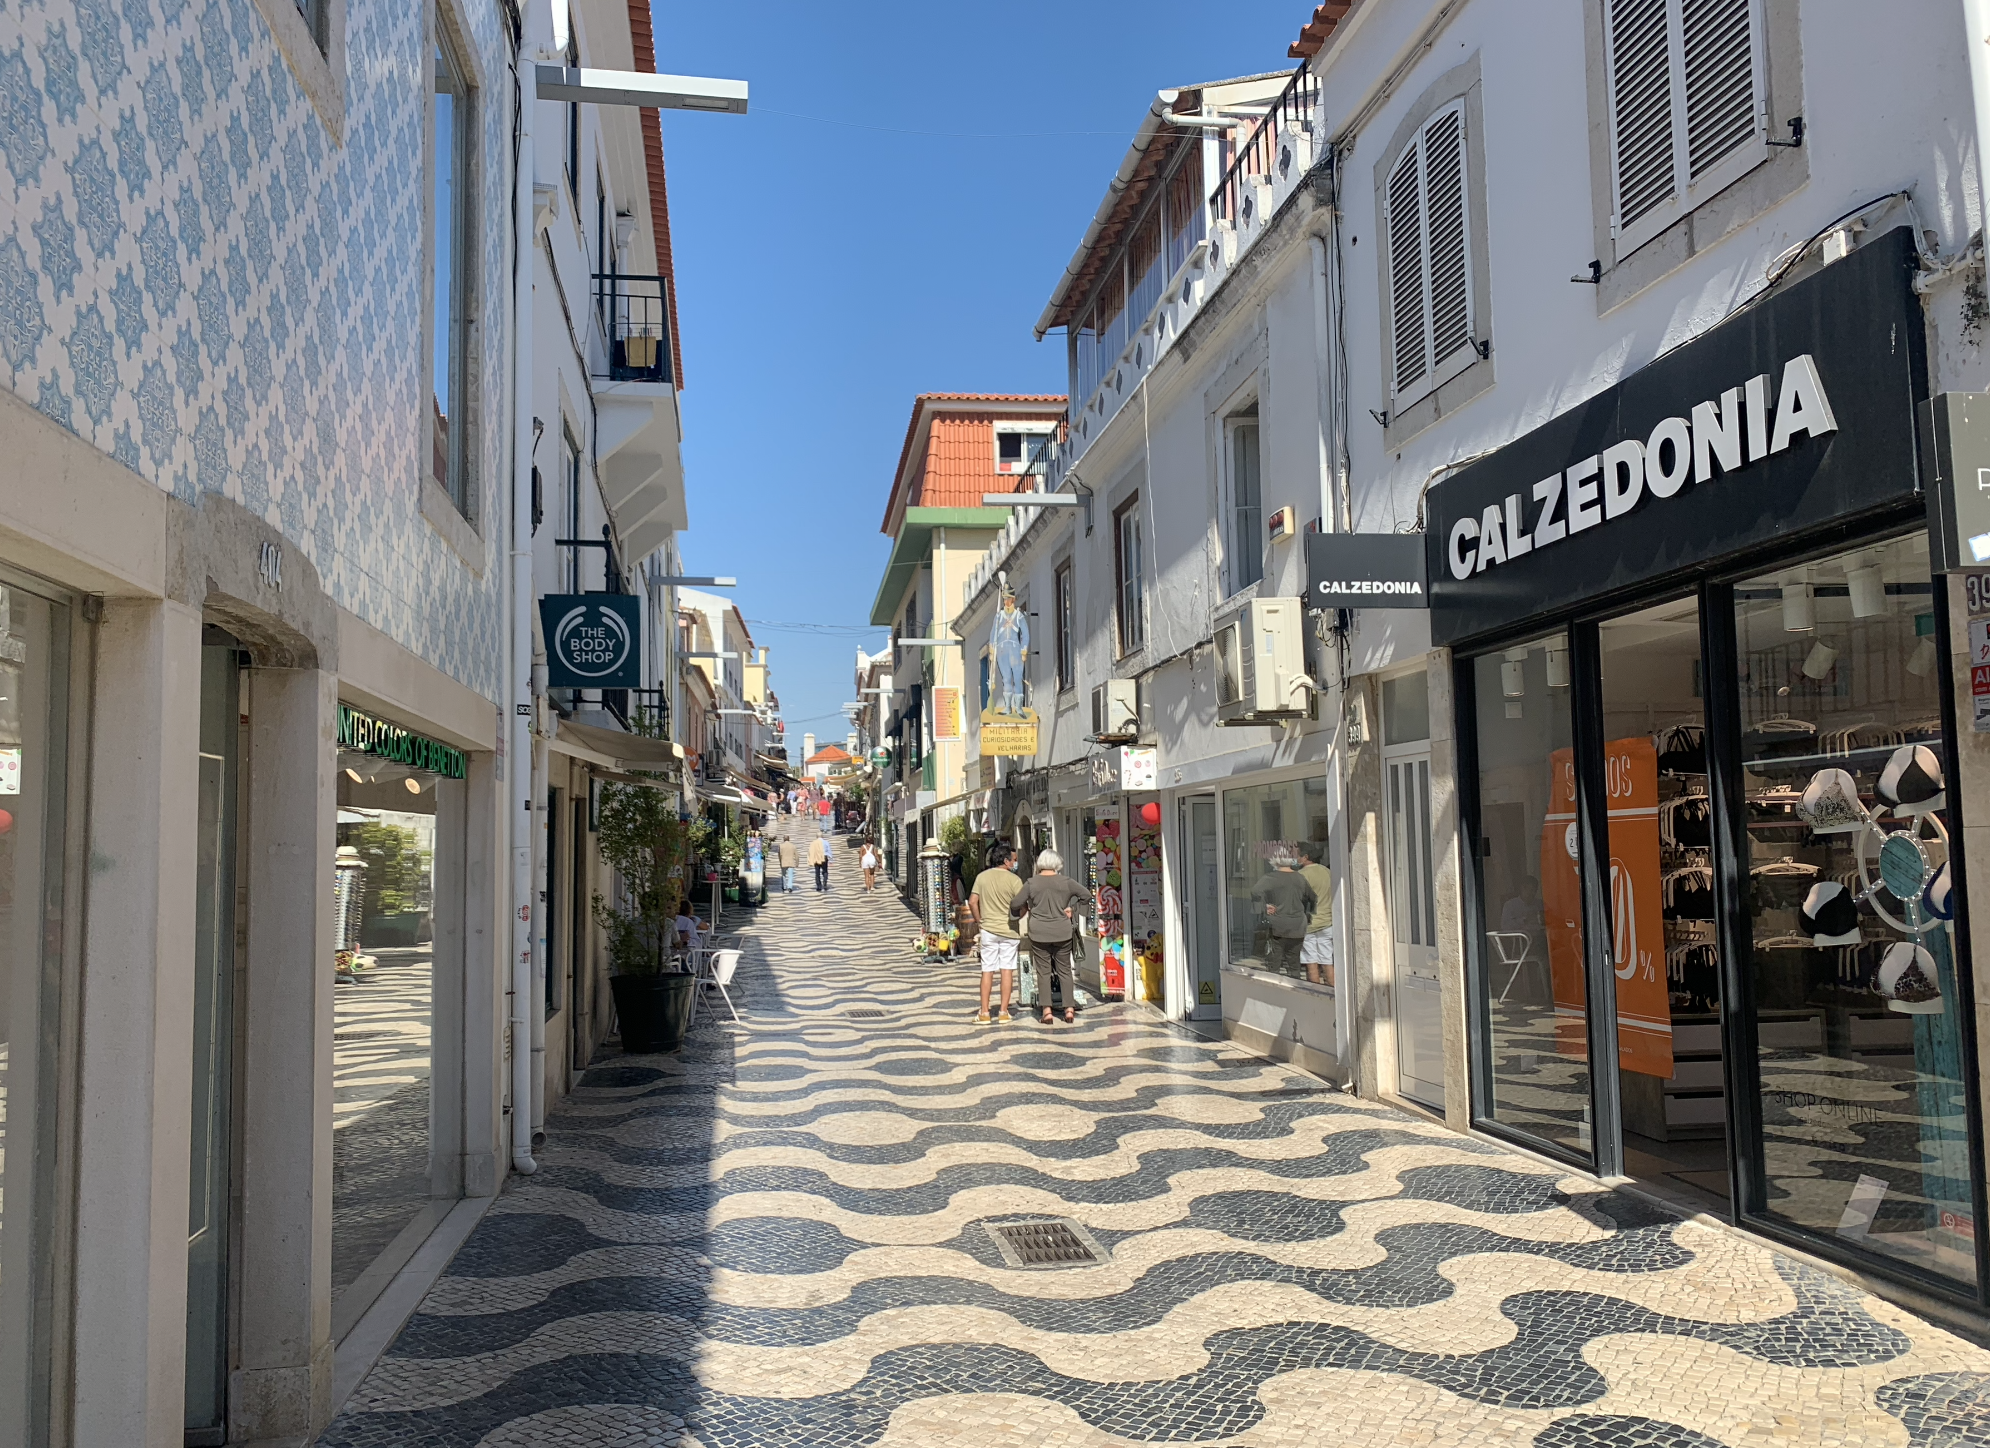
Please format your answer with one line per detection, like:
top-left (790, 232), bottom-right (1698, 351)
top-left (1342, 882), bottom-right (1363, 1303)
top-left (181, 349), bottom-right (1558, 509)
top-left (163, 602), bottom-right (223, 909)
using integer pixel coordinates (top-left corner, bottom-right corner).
top-left (592, 272), bottom-right (674, 384)
top-left (1209, 66), bottom-right (1319, 227)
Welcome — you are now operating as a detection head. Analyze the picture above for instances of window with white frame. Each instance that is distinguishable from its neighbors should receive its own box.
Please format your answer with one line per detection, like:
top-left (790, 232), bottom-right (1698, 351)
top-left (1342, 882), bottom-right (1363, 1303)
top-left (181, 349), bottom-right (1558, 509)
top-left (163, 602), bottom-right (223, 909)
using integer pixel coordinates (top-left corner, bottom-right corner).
top-left (1114, 495), bottom-right (1146, 655)
top-left (1224, 405), bottom-right (1262, 594)
top-left (1604, 0), bottom-right (1767, 255)
top-left (1383, 101), bottom-right (1476, 407)
top-left (1054, 560), bottom-right (1075, 691)
top-left (428, 23), bottom-right (473, 513)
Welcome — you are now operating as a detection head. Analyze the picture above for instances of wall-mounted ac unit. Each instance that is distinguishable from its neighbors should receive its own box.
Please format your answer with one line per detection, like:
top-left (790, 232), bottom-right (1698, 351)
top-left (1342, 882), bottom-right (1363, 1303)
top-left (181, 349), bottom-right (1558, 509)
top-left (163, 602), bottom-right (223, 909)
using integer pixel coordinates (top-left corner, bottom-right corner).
top-left (1091, 677), bottom-right (1139, 741)
top-left (1214, 598), bottom-right (1308, 723)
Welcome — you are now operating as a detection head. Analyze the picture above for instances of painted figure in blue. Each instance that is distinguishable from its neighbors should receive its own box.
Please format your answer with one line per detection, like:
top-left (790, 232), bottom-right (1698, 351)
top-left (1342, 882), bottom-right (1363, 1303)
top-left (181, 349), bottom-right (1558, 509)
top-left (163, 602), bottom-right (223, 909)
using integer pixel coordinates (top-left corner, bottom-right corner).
top-left (993, 574), bottom-right (1029, 717)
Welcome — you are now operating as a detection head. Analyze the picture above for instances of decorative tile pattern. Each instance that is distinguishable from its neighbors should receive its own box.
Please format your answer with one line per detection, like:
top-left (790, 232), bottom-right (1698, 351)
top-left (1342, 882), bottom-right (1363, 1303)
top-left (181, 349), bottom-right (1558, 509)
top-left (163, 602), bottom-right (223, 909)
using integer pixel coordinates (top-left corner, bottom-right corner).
top-left (1, 0), bottom-right (510, 698)
top-left (321, 881), bottom-right (1990, 1447)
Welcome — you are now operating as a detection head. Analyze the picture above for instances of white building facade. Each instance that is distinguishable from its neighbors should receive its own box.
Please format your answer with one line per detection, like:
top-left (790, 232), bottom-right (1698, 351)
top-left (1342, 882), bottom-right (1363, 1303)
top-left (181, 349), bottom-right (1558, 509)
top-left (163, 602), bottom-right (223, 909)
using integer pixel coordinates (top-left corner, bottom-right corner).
top-left (968, 0), bottom-right (1990, 1329)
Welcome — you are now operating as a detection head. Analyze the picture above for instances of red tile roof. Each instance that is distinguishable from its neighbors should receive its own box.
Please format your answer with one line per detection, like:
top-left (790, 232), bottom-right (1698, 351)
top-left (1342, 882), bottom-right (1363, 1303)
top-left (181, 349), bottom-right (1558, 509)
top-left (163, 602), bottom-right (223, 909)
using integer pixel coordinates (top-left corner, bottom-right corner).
top-left (880, 394), bottom-right (1068, 536)
top-left (627, 0), bottom-right (685, 388)
top-left (1289, 2), bottom-right (1352, 60)
top-left (805, 744), bottom-right (854, 766)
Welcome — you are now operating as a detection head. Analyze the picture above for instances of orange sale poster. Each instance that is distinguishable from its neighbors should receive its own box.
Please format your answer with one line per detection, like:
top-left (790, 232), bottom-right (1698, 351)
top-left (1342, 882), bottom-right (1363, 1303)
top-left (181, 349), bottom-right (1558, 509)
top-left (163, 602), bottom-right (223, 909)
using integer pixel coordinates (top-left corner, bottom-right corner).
top-left (1540, 738), bottom-right (1673, 1078)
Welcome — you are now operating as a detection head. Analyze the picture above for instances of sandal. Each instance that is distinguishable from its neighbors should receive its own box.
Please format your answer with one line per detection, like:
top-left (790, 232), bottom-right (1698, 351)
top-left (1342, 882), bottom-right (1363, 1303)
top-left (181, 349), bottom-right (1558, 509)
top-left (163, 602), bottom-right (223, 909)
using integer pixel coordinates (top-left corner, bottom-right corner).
top-left (1041, 1010), bottom-right (1055, 1024)
top-left (1064, 1007), bottom-right (1076, 1023)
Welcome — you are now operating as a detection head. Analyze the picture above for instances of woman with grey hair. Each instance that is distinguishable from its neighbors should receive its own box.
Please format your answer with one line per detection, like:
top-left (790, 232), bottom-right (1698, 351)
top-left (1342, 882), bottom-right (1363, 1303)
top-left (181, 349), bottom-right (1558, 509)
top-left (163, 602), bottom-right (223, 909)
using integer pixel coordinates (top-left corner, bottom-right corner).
top-left (1009, 850), bottom-right (1091, 1023)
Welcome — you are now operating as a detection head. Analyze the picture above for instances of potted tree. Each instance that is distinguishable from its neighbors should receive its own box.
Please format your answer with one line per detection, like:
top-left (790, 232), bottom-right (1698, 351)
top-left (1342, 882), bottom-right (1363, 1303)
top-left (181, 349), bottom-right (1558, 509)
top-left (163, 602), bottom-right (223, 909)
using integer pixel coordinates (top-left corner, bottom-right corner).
top-left (594, 758), bottom-right (697, 1053)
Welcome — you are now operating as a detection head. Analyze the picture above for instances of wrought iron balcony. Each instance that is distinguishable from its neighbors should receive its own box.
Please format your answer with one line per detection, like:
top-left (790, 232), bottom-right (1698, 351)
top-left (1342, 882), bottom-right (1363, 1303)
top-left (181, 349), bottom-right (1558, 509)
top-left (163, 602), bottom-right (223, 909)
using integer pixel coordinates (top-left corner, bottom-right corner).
top-left (593, 272), bottom-right (674, 385)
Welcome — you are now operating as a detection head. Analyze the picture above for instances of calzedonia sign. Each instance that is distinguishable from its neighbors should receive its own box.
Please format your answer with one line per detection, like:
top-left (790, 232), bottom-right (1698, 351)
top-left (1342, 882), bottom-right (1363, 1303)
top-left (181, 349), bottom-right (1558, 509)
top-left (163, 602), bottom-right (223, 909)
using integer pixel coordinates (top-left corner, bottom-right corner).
top-left (338, 704), bottom-right (467, 779)
top-left (1424, 228), bottom-right (1926, 645)
top-left (540, 593), bottom-right (643, 689)
top-left (1306, 532), bottom-right (1428, 610)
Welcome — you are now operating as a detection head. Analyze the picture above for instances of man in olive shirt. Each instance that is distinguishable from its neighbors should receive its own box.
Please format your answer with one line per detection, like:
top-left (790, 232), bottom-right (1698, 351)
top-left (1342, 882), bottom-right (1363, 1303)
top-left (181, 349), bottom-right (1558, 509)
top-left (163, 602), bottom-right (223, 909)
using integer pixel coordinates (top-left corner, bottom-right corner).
top-left (967, 841), bottom-right (1023, 1024)
top-left (1251, 850), bottom-right (1317, 976)
top-left (1296, 839), bottom-right (1334, 986)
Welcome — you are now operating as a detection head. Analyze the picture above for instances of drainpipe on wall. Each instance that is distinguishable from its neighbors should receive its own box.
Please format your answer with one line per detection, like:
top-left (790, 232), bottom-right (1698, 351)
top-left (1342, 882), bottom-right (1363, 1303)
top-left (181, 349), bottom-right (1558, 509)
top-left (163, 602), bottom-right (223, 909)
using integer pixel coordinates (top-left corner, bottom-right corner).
top-left (532, 648), bottom-right (549, 1135)
top-left (509, 14), bottom-right (541, 1178)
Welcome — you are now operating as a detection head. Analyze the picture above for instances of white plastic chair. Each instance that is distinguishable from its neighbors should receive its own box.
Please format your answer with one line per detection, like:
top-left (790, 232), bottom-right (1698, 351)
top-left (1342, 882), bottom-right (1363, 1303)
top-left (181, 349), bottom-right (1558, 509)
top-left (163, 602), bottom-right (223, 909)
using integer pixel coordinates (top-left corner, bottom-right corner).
top-left (707, 948), bottom-right (743, 1023)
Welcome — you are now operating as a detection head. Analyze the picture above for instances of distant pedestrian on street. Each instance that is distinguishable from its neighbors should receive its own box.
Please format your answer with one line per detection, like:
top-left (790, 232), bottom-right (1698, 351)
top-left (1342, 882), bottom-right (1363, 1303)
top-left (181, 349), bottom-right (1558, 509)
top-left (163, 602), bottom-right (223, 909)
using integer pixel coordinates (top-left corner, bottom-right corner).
top-left (967, 842), bottom-right (1023, 1024)
top-left (808, 834), bottom-right (829, 891)
top-left (1010, 851), bottom-right (1090, 1024)
top-left (1251, 849), bottom-right (1317, 977)
top-left (1295, 839), bottom-right (1334, 987)
top-left (777, 834), bottom-right (797, 894)
top-left (860, 840), bottom-right (880, 891)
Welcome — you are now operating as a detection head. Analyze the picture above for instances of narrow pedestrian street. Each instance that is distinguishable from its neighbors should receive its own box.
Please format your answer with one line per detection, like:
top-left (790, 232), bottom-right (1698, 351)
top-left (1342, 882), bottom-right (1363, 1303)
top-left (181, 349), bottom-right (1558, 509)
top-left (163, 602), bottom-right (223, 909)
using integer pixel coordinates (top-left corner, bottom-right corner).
top-left (321, 871), bottom-right (1990, 1448)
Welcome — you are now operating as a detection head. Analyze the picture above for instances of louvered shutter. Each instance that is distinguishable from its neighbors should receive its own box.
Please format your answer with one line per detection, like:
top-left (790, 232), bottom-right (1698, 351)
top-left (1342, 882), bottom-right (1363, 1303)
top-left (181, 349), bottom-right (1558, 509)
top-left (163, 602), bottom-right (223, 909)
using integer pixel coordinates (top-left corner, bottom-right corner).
top-left (1607, 0), bottom-right (1764, 253)
top-left (1386, 102), bottom-right (1475, 406)
top-left (1423, 108), bottom-right (1472, 372)
top-left (1387, 141), bottom-right (1428, 396)
top-left (1607, 0), bottom-right (1677, 235)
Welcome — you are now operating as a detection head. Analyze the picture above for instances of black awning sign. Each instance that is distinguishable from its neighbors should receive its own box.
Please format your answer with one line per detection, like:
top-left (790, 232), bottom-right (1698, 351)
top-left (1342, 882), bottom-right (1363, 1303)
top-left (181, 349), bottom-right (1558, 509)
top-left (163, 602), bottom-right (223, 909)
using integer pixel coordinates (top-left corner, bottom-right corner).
top-left (541, 594), bottom-right (642, 689)
top-left (1305, 531), bottom-right (1429, 610)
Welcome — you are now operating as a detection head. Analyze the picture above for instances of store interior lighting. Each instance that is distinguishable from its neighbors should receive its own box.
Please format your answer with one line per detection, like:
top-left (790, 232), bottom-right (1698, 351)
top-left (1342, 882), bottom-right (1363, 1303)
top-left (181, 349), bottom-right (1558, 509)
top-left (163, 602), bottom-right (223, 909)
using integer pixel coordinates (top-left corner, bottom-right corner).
top-left (344, 767), bottom-right (364, 783)
top-left (1908, 637), bottom-right (1938, 677)
top-left (1802, 640), bottom-right (1839, 680)
top-left (1781, 579), bottom-right (1814, 632)
top-left (1847, 555), bottom-right (1888, 618)
top-left (1545, 645), bottom-right (1569, 689)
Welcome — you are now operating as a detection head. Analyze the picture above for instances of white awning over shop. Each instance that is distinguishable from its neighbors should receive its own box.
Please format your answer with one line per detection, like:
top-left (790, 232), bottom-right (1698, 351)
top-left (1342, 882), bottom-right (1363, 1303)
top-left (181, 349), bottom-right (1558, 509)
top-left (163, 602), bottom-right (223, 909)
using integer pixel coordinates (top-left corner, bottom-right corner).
top-left (548, 719), bottom-right (685, 773)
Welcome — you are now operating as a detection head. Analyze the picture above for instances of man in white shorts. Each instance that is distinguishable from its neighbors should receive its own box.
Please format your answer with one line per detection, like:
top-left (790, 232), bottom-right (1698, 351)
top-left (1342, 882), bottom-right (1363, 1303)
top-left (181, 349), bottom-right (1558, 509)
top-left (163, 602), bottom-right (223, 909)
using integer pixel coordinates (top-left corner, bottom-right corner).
top-left (967, 841), bottom-right (1023, 1024)
top-left (1296, 839), bottom-right (1335, 987)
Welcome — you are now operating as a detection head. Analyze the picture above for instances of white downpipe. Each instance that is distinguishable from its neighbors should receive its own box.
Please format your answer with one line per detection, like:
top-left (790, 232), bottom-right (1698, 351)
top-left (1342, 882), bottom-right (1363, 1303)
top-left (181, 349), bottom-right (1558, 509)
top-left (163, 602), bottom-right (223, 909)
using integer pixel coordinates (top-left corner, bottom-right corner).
top-left (530, 662), bottom-right (549, 1134)
top-left (509, 32), bottom-right (540, 1178)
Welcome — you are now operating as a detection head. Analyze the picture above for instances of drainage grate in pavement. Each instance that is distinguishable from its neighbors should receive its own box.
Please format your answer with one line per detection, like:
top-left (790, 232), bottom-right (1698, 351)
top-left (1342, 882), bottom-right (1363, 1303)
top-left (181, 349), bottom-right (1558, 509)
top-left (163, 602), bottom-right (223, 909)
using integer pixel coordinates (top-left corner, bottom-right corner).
top-left (985, 1217), bottom-right (1110, 1270)
top-left (846, 1008), bottom-right (890, 1019)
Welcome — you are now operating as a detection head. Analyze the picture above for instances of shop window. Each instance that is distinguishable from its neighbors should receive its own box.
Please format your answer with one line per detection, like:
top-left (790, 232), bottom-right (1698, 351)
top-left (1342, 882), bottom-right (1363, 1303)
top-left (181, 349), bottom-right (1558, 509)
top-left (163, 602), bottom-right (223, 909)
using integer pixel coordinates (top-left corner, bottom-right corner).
top-left (0, 579), bottom-right (72, 1447)
top-left (1221, 776), bottom-right (1331, 985)
top-left (1469, 630), bottom-right (1591, 1161)
top-left (1732, 533), bottom-right (1979, 1288)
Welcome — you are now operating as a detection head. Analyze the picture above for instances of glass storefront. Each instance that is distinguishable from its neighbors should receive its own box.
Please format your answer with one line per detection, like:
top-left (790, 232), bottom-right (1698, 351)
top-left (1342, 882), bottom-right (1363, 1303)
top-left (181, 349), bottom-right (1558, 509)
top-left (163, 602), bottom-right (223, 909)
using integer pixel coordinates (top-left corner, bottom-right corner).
top-left (1471, 630), bottom-right (1588, 1158)
top-left (1733, 535), bottom-right (1975, 1285)
top-left (0, 578), bottom-right (70, 1447)
top-left (1221, 774), bottom-right (1331, 982)
top-left (331, 731), bottom-right (448, 1317)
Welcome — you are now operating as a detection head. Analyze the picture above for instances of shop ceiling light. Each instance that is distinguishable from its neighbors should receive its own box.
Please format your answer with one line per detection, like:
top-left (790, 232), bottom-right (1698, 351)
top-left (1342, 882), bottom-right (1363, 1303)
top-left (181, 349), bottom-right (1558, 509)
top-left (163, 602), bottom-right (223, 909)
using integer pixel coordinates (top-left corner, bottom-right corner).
top-left (1802, 641), bottom-right (1839, 680)
top-left (1908, 638), bottom-right (1938, 677)
top-left (344, 767), bottom-right (364, 783)
top-left (1545, 646), bottom-right (1570, 690)
top-left (1501, 647), bottom-right (1528, 700)
top-left (1848, 557), bottom-right (1888, 618)
top-left (404, 777), bottom-right (423, 794)
top-left (1781, 580), bottom-right (1814, 633)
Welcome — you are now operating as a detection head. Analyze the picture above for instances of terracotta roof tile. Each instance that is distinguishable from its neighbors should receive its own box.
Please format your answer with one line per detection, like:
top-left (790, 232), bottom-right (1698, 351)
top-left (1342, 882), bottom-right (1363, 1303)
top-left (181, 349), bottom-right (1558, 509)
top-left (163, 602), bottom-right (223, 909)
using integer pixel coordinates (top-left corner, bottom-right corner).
top-left (880, 393), bottom-right (1068, 535)
top-left (626, 0), bottom-right (684, 387)
top-left (1288, 2), bottom-right (1351, 60)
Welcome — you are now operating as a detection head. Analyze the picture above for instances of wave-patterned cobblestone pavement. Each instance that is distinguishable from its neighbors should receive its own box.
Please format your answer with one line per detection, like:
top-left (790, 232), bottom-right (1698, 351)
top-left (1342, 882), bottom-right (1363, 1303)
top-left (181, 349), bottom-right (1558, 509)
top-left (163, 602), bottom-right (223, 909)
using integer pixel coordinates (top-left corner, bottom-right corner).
top-left (320, 866), bottom-right (1990, 1446)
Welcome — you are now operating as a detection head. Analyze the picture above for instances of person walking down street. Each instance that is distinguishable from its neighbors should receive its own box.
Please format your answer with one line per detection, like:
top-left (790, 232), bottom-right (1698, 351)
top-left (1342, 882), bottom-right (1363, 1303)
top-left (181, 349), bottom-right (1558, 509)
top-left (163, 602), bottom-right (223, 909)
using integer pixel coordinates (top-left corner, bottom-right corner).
top-left (777, 835), bottom-right (797, 894)
top-left (1251, 850), bottom-right (1317, 977)
top-left (1010, 851), bottom-right (1090, 1024)
top-left (1295, 839), bottom-right (1334, 987)
top-left (808, 834), bottom-right (829, 891)
top-left (967, 842), bottom-right (1023, 1024)
top-left (860, 840), bottom-right (880, 892)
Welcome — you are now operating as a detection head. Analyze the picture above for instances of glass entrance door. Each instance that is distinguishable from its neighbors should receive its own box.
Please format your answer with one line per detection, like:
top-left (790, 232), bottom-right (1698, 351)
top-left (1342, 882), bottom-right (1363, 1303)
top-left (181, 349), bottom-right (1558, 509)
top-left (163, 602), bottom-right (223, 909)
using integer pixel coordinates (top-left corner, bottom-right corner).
top-left (1382, 672), bottom-right (1442, 1109)
top-left (186, 639), bottom-right (240, 1442)
top-left (1183, 797), bottom-right (1220, 1020)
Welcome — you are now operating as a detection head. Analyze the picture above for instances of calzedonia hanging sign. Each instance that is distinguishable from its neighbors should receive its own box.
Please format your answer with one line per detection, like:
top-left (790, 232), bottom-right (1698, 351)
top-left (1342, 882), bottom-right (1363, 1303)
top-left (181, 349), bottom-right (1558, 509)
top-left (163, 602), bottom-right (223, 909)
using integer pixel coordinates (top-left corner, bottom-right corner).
top-left (338, 704), bottom-right (468, 779)
top-left (1424, 228), bottom-right (1926, 646)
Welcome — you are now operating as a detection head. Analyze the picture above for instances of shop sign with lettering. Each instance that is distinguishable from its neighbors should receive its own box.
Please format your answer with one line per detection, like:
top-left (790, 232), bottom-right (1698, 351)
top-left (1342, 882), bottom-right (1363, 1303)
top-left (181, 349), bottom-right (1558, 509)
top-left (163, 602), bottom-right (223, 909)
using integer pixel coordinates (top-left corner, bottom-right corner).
top-left (1304, 532), bottom-right (1428, 610)
top-left (338, 704), bottom-right (468, 779)
top-left (540, 593), bottom-right (642, 689)
top-left (1424, 229), bottom-right (1925, 645)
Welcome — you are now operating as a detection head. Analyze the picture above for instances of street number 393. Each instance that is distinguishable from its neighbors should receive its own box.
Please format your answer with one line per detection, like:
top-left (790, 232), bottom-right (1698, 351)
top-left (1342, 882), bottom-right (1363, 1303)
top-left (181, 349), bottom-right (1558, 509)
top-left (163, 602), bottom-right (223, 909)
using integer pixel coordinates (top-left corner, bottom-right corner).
top-left (1967, 573), bottom-right (1990, 618)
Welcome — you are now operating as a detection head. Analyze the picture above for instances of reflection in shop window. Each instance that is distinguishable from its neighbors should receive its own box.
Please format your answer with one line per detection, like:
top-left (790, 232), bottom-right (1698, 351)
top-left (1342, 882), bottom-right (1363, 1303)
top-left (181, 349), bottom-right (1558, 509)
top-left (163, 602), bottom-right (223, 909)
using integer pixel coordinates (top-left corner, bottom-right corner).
top-left (1734, 532), bottom-right (1981, 1288)
top-left (1222, 776), bottom-right (1331, 986)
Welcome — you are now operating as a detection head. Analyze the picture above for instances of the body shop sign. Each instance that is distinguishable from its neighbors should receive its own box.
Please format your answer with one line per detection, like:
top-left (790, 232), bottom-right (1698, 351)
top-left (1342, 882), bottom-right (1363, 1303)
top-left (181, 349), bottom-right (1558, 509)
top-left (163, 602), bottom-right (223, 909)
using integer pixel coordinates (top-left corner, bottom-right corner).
top-left (1425, 229), bottom-right (1925, 644)
top-left (540, 594), bottom-right (642, 689)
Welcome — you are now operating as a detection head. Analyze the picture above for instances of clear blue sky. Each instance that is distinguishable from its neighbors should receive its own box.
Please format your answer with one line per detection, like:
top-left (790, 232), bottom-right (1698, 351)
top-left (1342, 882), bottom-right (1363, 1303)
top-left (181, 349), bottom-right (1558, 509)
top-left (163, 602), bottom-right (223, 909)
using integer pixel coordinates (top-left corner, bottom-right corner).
top-left (654, 1), bottom-right (1311, 756)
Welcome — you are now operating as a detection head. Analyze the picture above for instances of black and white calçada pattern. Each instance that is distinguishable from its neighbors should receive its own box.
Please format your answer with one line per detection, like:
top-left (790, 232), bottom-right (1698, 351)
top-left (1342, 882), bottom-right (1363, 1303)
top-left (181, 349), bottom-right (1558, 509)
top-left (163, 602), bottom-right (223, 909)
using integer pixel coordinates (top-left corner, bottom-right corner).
top-left (319, 877), bottom-right (1990, 1447)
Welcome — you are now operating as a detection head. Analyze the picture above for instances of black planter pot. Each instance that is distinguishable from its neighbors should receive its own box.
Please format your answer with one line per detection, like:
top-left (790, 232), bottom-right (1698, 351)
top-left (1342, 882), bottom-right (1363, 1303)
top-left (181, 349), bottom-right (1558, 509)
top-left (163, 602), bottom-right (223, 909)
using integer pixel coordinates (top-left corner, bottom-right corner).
top-left (611, 972), bottom-right (696, 1054)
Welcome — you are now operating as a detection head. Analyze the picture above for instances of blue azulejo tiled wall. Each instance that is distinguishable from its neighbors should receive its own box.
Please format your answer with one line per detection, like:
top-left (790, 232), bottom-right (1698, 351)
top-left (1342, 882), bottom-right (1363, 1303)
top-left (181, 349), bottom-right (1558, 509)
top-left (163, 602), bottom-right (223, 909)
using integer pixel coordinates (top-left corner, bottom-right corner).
top-left (0, 0), bottom-right (512, 701)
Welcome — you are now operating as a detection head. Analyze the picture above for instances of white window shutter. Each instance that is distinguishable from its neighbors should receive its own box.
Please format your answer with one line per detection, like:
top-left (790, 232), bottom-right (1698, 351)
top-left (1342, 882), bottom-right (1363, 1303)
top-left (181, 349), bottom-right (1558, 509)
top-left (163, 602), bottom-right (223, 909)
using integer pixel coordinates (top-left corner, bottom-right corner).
top-left (1386, 140), bottom-right (1429, 397)
top-left (1607, 0), bottom-right (1678, 235)
top-left (1422, 106), bottom-right (1472, 370)
top-left (1680, 0), bottom-right (1761, 181)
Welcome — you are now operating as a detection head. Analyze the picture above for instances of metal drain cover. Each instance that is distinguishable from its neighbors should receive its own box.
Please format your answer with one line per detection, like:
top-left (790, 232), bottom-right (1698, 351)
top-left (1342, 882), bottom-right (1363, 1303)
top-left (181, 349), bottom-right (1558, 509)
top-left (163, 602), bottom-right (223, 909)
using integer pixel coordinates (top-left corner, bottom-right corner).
top-left (846, 1008), bottom-right (889, 1019)
top-left (985, 1217), bottom-right (1109, 1269)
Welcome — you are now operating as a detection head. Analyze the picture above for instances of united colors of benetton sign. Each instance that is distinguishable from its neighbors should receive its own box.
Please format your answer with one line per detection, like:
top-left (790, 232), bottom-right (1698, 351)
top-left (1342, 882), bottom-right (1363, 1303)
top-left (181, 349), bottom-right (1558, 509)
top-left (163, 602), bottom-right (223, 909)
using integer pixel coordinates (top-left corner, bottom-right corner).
top-left (540, 594), bottom-right (642, 689)
top-left (1424, 227), bottom-right (1925, 645)
top-left (338, 705), bottom-right (467, 778)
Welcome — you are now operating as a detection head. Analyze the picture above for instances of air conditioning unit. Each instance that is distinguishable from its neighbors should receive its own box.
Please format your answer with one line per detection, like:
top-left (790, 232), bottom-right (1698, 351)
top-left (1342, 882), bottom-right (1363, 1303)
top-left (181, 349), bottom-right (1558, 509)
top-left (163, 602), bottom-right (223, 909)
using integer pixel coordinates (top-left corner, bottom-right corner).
top-left (1091, 677), bottom-right (1139, 741)
top-left (1214, 598), bottom-right (1309, 723)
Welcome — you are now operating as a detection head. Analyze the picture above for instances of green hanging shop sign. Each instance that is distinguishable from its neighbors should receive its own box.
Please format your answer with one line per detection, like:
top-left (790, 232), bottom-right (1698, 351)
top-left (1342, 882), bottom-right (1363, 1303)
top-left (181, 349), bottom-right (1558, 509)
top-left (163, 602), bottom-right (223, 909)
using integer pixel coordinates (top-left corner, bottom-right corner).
top-left (337, 703), bottom-right (468, 780)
